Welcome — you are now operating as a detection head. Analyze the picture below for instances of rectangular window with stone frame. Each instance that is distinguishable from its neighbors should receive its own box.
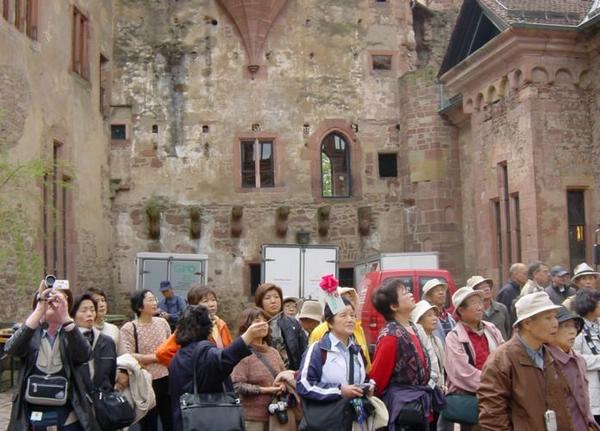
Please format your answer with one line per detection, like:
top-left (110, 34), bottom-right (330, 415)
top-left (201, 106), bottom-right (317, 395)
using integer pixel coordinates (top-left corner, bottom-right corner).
top-left (2, 0), bottom-right (38, 39)
top-left (71, 6), bottom-right (89, 80)
top-left (240, 139), bottom-right (275, 188)
top-left (568, 190), bottom-right (586, 270)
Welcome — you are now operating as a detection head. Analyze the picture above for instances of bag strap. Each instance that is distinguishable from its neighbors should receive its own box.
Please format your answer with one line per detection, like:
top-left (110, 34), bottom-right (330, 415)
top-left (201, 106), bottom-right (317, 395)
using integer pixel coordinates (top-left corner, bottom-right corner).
top-left (349, 348), bottom-right (355, 385)
top-left (463, 342), bottom-right (475, 367)
top-left (251, 347), bottom-right (279, 379)
top-left (191, 341), bottom-right (228, 395)
top-left (132, 322), bottom-right (139, 354)
top-left (583, 325), bottom-right (599, 355)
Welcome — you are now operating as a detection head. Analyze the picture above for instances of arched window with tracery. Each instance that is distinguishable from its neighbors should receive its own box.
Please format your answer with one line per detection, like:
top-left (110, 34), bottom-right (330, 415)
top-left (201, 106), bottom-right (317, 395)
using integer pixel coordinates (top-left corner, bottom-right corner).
top-left (320, 132), bottom-right (351, 197)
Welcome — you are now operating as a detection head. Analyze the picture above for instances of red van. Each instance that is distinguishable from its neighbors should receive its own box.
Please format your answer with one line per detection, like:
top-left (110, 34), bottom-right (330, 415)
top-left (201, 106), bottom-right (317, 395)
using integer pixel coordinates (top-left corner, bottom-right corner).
top-left (357, 269), bottom-right (458, 353)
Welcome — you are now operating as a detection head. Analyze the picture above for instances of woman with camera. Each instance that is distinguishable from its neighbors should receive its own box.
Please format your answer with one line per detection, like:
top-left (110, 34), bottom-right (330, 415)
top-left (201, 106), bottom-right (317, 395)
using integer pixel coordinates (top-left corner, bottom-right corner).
top-left (6, 280), bottom-right (98, 431)
top-left (232, 306), bottom-right (288, 431)
top-left (296, 297), bottom-right (371, 431)
top-left (168, 304), bottom-right (269, 430)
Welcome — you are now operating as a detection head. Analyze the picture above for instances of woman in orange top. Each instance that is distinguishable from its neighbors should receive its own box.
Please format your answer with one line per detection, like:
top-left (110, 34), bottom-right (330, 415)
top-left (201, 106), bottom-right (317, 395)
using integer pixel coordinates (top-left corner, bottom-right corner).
top-left (155, 284), bottom-right (232, 366)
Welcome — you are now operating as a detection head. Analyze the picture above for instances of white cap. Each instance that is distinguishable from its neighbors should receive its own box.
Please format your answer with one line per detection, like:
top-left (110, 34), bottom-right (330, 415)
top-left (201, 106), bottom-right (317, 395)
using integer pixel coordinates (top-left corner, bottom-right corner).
top-left (411, 300), bottom-right (436, 324)
top-left (452, 286), bottom-right (484, 310)
top-left (422, 278), bottom-right (448, 297)
top-left (513, 292), bottom-right (561, 327)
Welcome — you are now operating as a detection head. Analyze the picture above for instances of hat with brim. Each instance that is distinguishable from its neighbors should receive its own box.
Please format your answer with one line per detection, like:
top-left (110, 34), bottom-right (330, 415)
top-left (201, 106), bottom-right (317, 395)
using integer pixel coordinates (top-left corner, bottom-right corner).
top-left (466, 275), bottom-right (493, 290)
top-left (297, 300), bottom-right (323, 322)
top-left (556, 306), bottom-right (584, 335)
top-left (571, 263), bottom-right (600, 283)
top-left (411, 300), bottom-right (437, 324)
top-left (422, 278), bottom-right (448, 297)
top-left (513, 292), bottom-right (561, 327)
top-left (550, 265), bottom-right (570, 277)
top-left (283, 296), bottom-right (300, 305)
top-left (159, 280), bottom-right (172, 291)
top-left (452, 287), bottom-right (485, 310)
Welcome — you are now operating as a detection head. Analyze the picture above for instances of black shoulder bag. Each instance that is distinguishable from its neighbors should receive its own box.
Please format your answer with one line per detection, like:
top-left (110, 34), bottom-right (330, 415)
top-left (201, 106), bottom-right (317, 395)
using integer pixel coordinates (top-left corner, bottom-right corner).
top-left (299, 345), bottom-right (356, 431)
top-left (441, 341), bottom-right (479, 425)
top-left (179, 341), bottom-right (246, 431)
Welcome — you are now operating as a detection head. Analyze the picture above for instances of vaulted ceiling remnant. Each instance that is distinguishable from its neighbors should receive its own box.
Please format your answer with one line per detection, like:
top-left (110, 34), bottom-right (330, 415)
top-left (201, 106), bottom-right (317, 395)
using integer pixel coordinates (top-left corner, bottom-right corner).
top-left (218, 0), bottom-right (288, 76)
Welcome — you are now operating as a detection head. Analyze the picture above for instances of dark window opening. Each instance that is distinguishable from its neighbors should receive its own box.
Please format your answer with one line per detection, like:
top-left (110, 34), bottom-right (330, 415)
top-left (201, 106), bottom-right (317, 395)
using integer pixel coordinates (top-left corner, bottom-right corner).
top-left (152, 124), bottom-right (158, 133)
top-left (511, 193), bottom-right (522, 261)
top-left (378, 153), bottom-right (398, 178)
top-left (249, 264), bottom-right (261, 296)
top-left (493, 199), bottom-right (503, 279)
top-left (202, 125), bottom-right (210, 133)
top-left (321, 132), bottom-right (351, 197)
top-left (72, 6), bottom-right (89, 79)
top-left (338, 268), bottom-right (354, 289)
top-left (99, 55), bottom-right (110, 117)
top-left (372, 55), bottom-right (392, 71)
top-left (241, 139), bottom-right (275, 189)
top-left (500, 164), bottom-right (512, 263)
top-left (568, 190), bottom-right (586, 270)
top-left (111, 124), bottom-right (126, 140)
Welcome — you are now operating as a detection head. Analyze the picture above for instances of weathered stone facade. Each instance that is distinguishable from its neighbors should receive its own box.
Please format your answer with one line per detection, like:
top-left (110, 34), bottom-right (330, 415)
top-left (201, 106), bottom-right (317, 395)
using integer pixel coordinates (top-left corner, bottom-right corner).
top-left (0, 0), bottom-right (114, 321)
top-left (109, 0), bottom-right (464, 319)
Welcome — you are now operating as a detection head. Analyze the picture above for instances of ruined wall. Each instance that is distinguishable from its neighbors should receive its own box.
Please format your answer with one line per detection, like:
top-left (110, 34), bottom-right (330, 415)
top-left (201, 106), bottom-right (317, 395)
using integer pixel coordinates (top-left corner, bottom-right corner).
top-left (110, 0), bottom-right (461, 321)
top-left (0, 1), bottom-right (114, 321)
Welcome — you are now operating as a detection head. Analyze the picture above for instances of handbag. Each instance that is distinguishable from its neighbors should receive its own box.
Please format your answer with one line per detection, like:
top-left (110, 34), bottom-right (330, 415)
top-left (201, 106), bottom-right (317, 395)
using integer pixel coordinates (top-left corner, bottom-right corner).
top-left (25, 374), bottom-right (69, 406)
top-left (441, 342), bottom-right (478, 425)
top-left (179, 342), bottom-right (246, 431)
top-left (395, 400), bottom-right (425, 426)
top-left (299, 346), bottom-right (358, 431)
top-left (441, 393), bottom-right (478, 425)
top-left (92, 389), bottom-right (136, 430)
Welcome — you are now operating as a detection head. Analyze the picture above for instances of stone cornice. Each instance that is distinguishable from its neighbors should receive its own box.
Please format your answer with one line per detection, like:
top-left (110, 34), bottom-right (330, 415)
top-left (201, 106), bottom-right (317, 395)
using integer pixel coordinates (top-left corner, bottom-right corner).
top-left (439, 27), bottom-right (590, 114)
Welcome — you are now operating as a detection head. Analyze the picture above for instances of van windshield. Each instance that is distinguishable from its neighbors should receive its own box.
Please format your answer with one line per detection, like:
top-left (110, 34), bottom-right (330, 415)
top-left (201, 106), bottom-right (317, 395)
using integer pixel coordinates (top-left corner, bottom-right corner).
top-left (382, 276), bottom-right (413, 293)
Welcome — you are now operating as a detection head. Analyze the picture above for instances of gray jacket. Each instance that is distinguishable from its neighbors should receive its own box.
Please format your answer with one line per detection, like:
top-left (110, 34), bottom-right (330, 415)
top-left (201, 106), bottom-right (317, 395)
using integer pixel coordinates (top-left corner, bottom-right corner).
top-left (5, 324), bottom-right (98, 431)
top-left (483, 300), bottom-right (512, 341)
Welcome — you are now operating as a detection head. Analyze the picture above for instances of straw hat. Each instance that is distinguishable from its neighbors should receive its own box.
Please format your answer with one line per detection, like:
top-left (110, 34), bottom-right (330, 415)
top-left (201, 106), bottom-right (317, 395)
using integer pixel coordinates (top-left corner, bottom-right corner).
top-left (571, 263), bottom-right (599, 283)
top-left (513, 292), bottom-right (561, 327)
top-left (411, 300), bottom-right (436, 324)
top-left (466, 275), bottom-right (493, 290)
top-left (452, 287), bottom-right (484, 310)
top-left (422, 278), bottom-right (448, 297)
top-left (297, 300), bottom-right (323, 323)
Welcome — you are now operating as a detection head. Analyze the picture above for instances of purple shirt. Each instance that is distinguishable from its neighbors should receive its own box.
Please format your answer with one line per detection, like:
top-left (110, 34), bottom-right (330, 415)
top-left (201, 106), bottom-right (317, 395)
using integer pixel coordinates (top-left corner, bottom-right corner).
top-left (547, 345), bottom-right (599, 431)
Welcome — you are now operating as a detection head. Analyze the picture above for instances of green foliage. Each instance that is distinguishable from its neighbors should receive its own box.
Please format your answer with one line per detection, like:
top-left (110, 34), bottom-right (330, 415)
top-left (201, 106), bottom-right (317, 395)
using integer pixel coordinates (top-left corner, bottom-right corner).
top-left (321, 152), bottom-right (332, 197)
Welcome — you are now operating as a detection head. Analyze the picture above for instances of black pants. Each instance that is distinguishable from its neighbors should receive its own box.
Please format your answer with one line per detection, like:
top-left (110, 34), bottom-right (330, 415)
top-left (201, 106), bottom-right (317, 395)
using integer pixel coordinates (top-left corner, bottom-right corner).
top-left (139, 376), bottom-right (172, 431)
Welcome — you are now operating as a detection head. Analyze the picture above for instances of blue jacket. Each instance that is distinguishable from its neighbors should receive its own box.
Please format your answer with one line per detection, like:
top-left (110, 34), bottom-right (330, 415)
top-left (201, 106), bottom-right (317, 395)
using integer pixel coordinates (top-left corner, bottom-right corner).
top-left (296, 332), bottom-right (367, 402)
top-left (168, 337), bottom-right (251, 430)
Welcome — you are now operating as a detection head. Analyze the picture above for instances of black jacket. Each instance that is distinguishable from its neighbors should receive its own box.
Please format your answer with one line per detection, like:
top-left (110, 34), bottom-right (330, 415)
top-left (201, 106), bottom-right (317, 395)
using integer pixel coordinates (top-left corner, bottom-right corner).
top-left (79, 329), bottom-right (117, 392)
top-left (5, 324), bottom-right (99, 431)
top-left (168, 337), bottom-right (252, 430)
top-left (277, 314), bottom-right (308, 370)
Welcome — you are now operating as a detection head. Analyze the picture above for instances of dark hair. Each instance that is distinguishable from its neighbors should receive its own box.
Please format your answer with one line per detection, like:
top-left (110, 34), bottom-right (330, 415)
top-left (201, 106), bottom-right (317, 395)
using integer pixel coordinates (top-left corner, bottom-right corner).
top-left (373, 278), bottom-right (407, 321)
top-left (254, 283), bottom-right (283, 311)
top-left (175, 305), bottom-right (213, 346)
top-left (574, 289), bottom-right (600, 317)
top-left (187, 284), bottom-right (217, 306)
top-left (71, 293), bottom-right (98, 317)
top-left (528, 261), bottom-right (547, 279)
top-left (86, 287), bottom-right (107, 301)
top-left (237, 306), bottom-right (271, 345)
top-left (130, 289), bottom-right (153, 317)
top-left (324, 297), bottom-right (353, 324)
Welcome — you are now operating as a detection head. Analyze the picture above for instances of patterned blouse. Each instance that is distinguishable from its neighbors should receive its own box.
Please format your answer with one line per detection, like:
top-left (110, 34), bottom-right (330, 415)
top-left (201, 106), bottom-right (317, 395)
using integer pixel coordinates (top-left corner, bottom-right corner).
top-left (118, 317), bottom-right (171, 380)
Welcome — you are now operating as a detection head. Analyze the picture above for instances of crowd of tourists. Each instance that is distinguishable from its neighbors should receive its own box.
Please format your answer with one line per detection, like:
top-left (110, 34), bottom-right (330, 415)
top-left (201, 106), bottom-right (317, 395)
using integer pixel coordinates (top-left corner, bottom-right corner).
top-left (5, 261), bottom-right (600, 430)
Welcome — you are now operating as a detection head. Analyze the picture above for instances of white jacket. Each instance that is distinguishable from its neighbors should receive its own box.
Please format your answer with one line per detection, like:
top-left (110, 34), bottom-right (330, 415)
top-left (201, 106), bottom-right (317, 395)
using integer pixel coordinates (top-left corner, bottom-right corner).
top-left (116, 353), bottom-right (156, 423)
top-left (573, 320), bottom-right (600, 415)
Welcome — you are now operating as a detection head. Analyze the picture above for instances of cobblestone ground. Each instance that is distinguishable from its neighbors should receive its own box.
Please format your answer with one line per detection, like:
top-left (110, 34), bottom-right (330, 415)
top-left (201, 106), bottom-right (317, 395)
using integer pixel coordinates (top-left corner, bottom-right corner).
top-left (0, 390), bottom-right (13, 429)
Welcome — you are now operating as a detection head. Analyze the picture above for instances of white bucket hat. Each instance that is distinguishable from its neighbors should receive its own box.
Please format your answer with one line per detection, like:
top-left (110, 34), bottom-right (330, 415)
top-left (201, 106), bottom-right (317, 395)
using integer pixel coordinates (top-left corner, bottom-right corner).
top-left (466, 275), bottom-right (493, 290)
top-left (297, 300), bottom-right (323, 322)
top-left (452, 286), bottom-right (484, 310)
top-left (422, 278), bottom-right (448, 297)
top-left (411, 300), bottom-right (436, 324)
top-left (513, 292), bottom-right (561, 327)
top-left (571, 263), bottom-right (600, 283)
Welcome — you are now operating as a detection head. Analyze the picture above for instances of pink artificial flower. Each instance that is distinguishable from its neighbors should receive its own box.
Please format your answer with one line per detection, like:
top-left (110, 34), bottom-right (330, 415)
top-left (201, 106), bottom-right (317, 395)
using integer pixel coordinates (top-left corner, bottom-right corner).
top-left (319, 274), bottom-right (339, 294)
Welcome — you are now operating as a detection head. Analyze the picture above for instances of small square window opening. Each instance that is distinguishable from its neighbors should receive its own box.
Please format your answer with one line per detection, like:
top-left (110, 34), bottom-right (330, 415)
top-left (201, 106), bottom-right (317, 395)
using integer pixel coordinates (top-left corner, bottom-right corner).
top-left (378, 153), bottom-right (398, 178)
top-left (372, 55), bottom-right (392, 71)
top-left (111, 124), bottom-right (127, 140)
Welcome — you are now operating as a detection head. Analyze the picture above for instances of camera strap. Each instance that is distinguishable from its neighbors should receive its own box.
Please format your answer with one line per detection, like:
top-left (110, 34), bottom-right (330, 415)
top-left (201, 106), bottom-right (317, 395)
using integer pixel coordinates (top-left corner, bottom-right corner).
top-left (251, 347), bottom-right (279, 379)
top-left (583, 324), bottom-right (599, 355)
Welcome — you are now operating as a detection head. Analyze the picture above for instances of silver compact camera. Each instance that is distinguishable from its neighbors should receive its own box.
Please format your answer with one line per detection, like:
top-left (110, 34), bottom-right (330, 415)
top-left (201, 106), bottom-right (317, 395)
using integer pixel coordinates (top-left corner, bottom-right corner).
top-left (268, 400), bottom-right (288, 424)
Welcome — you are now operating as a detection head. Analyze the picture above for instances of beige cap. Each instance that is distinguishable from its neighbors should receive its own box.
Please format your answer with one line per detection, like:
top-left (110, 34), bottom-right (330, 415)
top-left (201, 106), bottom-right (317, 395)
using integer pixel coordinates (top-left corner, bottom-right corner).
top-left (571, 263), bottom-right (599, 283)
top-left (513, 292), bottom-right (561, 327)
top-left (452, 286), bottom-right (484, 310)
top-left (466, 275), bottom-right (493, 290)
top-left (298, 300), bottom-right (323, 323)
top-left (411, 300), bottom-right (436, 324)
top-left (422, 278), bottom-right (448, 297)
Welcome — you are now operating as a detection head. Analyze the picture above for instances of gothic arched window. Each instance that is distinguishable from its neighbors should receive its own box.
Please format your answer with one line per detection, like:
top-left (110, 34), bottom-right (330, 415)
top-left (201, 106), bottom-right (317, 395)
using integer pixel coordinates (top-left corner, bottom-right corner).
top-left (320, 132), bottom-right (351, 197)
